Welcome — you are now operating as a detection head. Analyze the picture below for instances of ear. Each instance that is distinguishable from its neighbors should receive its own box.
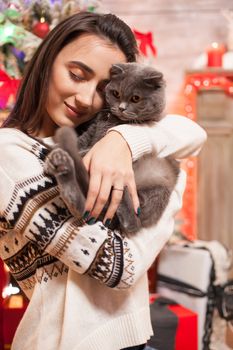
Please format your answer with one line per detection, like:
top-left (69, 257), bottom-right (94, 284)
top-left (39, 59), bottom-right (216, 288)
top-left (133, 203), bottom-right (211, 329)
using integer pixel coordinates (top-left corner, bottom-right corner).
top-left (143, 72), bottom-right (165, 88)
top-left (110, 64), bottom-right (125, 78)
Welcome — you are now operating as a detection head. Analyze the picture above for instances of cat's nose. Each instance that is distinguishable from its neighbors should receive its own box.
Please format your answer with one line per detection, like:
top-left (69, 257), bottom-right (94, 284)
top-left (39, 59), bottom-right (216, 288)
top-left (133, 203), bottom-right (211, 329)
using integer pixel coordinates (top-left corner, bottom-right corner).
top-left (119, 102), bottom-right (127, 112)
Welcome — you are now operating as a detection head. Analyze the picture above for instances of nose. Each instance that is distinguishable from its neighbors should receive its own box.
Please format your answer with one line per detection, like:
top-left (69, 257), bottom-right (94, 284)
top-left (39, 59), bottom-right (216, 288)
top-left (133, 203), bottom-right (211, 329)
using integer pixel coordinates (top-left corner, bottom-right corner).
top-left (119, 102), bottom-right (127, 112)
top-left (75, 83), bottom-right (96, 109)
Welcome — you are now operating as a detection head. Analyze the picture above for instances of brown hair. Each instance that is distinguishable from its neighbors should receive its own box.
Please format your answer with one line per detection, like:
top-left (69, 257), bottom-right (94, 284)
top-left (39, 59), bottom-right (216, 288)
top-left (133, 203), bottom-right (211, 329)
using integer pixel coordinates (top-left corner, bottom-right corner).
top-left (3, 12), bottom-right (138, 135)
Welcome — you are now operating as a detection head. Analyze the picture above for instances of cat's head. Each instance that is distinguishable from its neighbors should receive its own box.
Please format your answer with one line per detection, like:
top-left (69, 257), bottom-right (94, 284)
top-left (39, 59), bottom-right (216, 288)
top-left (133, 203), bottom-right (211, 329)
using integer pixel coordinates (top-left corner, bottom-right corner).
top-left (105, 62), bottom-right (166, 123)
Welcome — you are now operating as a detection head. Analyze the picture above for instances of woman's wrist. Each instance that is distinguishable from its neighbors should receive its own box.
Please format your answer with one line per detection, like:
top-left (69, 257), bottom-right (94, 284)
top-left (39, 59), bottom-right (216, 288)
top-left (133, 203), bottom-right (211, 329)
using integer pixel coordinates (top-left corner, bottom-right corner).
top-left (107, 130), bottom-right (133, 158)
top-left (107, 125), bottom-right (152, 161)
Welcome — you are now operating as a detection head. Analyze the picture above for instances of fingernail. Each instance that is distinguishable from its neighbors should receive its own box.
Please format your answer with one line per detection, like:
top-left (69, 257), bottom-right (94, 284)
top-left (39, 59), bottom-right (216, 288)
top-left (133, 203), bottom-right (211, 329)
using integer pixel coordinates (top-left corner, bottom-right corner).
top-left (104, 218), bottom-right (111, 228)
top-left (87, 217), bottom-right (96, 225)
top-left (137, 207), bottom-right (141, 216)
top-left (83, 210), bottom-right (90, 220)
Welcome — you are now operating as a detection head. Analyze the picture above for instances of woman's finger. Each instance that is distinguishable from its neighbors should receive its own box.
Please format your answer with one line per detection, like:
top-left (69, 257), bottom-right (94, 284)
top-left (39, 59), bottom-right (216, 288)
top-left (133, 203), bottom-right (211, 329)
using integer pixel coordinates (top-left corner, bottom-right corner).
top-left (126, 172), bottom-right (140, 215)
top-left (84, 170), bottom-right (101, 219)
top-left (103, 184), bottom-right (124, 224)
top-left (90, 175), bottom-right (113, 220)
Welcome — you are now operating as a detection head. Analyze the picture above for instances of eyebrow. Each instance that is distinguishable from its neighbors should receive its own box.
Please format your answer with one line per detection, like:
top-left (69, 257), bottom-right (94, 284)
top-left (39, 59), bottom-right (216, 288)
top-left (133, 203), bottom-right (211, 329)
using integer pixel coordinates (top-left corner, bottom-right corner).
top-left (69, 61), bottom-right (94, 74)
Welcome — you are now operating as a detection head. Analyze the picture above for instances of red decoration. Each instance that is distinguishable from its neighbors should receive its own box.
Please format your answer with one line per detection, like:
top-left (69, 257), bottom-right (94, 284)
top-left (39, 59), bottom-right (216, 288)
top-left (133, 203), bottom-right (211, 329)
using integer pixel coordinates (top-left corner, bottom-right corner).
top-left (32, 21), bottom-right (50, 39)
top-left (1, 303), bottom-right (28, 349)
top-left (149, 295), bottom-right (198, 350)
top-left (0, 69), bottom-right (20, 110)
top-left (133, 29), bottom-right (157, 57)
top-left (0, 260), bottom-right (7, 303)
top-left (168, 304), bottom-right (198, 350)
top-left (207, 43), bottom-right (225, 67)
top-left (179, 71), bottom-right (233, 239)
top-left (0, 259), bottom-right (7, 347)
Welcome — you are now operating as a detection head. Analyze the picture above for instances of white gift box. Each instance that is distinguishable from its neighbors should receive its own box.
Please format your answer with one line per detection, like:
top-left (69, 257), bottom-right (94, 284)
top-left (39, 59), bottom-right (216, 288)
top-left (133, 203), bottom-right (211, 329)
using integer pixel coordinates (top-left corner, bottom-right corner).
top-left (157, 241), bottom-right (231, 350)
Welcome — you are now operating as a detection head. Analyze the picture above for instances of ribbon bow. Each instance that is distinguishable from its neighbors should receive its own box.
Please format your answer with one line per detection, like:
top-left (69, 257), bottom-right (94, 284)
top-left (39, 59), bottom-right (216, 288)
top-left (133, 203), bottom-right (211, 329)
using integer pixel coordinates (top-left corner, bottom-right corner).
top-left (0, 69), bottom-right (20, 109)
top-left (133, 29), bottom-right (157, 57)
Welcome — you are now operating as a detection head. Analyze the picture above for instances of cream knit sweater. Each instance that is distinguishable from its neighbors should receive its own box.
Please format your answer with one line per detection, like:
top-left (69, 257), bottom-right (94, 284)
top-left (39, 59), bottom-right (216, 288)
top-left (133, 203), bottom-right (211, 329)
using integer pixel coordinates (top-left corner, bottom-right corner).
top-left (0, 115), bottom-right (206, 350)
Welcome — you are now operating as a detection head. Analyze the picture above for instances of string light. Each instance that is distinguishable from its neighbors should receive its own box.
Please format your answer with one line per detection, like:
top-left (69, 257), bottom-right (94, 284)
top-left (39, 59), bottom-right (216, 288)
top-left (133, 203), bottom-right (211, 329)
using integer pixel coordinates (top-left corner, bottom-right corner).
top-left (2, 283), bottom-right (20, 299)
top-left (180, 70), bottom-right (233, 240)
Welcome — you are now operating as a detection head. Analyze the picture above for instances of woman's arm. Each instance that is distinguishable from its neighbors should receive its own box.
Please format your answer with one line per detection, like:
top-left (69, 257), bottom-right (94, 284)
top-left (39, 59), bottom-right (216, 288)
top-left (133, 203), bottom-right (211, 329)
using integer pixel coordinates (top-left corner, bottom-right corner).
top-left (107, 114), bottom-right (207, 160)
top-left (0, 132), bottom-right (185, 290)
top-left (0, 166), bottom-right (185, 290)
top-left (83, 114), bottom-right (207, 221)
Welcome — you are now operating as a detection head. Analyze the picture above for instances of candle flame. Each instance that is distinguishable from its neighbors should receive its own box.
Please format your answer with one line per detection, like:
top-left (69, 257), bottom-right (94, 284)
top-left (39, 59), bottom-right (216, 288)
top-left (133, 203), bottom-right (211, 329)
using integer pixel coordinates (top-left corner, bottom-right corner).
top-left (211, 42), bottom-right (219, 49)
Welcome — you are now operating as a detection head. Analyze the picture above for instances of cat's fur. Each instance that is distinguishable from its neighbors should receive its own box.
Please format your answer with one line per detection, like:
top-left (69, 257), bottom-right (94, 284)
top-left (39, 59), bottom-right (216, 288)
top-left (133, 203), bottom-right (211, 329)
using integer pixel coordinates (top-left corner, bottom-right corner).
top-left (44, 63), bottom-right (179, 234)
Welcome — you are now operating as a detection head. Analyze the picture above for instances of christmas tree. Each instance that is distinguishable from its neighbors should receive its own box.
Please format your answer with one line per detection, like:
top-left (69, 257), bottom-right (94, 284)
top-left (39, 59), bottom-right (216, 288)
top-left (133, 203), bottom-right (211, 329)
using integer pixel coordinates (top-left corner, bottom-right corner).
top-left (0, 0), bottom-right (101, 78)
top-left (0, 1), bottom-right (101, 111)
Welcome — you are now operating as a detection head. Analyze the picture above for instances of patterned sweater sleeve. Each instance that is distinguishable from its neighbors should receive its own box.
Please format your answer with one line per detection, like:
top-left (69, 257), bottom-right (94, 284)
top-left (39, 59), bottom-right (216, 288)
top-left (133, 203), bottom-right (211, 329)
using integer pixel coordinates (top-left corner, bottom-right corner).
top-left (0, 130), bottom-right (185, 289)
top-left (108, 114), bottom-right (207, 161)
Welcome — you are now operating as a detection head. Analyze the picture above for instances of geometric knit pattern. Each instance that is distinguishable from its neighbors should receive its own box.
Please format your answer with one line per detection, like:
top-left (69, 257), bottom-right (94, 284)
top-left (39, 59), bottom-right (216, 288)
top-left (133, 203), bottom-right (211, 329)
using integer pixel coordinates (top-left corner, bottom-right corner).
top-left (0, 135), bottom-right (136, 295)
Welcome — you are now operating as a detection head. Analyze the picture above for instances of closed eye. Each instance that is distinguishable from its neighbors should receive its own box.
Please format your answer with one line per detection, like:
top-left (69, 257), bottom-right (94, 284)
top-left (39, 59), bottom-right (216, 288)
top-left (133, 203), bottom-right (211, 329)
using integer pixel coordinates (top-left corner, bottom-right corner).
top-left (69, 71), bottom-right (85, 82)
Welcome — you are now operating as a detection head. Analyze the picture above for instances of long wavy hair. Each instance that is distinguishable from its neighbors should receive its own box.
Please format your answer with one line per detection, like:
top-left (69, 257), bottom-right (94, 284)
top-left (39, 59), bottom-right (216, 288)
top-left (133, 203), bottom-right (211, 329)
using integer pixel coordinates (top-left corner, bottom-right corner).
top-left (2, 12), bottom-right (138, 135)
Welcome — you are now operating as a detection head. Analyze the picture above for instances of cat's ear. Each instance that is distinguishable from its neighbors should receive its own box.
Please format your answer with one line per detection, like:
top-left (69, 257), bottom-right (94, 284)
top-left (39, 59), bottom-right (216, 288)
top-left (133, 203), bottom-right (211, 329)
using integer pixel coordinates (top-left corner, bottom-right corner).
top-left (143, 72), bottom-right (165, 89)
top-left (110, 64), bottom-right (125, 78)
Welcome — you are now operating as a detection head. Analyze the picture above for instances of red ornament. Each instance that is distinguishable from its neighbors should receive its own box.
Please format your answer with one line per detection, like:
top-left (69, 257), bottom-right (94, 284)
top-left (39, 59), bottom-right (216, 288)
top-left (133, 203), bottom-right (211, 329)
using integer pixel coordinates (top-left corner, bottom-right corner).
top-left (32, 21), bottom-right (50, 39)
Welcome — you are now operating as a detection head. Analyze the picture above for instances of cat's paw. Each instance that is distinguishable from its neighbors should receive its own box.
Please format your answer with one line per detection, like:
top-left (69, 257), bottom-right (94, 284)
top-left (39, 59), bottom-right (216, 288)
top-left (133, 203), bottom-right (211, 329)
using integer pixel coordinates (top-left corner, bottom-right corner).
top-left (44, 148), bottom-right (74, 176)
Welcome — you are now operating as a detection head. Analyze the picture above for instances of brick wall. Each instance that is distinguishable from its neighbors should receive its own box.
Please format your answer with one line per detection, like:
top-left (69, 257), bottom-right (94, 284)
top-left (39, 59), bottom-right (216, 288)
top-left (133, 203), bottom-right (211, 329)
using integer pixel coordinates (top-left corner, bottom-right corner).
top-left (101, 0), bottom-right (232, 109)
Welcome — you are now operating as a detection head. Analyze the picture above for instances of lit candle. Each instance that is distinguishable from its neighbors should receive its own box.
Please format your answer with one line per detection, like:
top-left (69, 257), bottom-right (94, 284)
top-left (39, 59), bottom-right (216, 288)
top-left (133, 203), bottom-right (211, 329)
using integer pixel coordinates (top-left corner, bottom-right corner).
top-left (207, 42), bottom-right (225, 67)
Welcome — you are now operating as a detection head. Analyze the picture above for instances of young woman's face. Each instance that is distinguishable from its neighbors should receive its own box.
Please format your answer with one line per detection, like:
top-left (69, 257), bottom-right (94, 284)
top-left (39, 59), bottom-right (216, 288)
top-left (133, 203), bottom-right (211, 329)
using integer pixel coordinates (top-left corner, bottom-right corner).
top-left (42, 34), bottom-right (127, 137)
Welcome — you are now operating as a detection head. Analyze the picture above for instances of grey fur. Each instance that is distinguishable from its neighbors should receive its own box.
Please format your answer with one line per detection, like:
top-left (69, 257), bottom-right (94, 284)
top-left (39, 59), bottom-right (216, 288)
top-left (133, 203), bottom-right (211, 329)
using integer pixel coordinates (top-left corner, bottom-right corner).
top-left (44, 62), bottom-right (179, 234)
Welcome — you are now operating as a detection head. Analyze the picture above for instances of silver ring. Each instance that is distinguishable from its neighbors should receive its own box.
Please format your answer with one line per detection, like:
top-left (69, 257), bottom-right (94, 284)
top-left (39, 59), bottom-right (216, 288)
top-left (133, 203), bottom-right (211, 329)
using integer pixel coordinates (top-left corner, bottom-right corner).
top-left (112, 188), bottom-right (124, 191)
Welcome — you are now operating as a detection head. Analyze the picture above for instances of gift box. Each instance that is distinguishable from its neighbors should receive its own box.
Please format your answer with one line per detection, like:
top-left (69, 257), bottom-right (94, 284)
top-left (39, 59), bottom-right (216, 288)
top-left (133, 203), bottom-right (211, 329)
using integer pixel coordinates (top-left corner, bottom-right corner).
top-left (157, 240), bottom-right (232, 350)
top-left (148, 296), bottom-right (198, 350)
top-left (0, 296), bottom-right (27, 350)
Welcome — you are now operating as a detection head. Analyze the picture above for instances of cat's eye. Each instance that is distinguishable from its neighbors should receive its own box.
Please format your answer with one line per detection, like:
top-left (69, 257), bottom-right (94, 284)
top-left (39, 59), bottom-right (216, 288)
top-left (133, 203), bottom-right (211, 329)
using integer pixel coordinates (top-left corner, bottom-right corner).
top-left (112, 90), bottom-right (120, 99)
top-left (131, 95), bottom-right (140, 103)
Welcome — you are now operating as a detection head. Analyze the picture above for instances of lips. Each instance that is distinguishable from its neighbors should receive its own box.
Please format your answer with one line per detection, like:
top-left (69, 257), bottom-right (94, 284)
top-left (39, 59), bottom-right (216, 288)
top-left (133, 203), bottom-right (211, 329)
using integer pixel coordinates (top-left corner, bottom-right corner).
top-left (64, 101), bottom-right (79, 114)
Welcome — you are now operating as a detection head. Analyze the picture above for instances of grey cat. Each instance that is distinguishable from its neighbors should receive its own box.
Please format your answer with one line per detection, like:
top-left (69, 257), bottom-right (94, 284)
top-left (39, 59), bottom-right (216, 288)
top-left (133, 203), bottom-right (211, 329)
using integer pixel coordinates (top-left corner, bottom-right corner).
top-left (44, 63), bottom-right (179, 234)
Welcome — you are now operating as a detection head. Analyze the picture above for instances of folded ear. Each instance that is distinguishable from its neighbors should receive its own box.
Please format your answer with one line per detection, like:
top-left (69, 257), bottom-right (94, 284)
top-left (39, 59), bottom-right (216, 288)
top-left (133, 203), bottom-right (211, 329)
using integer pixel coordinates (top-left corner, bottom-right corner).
top-left (110, 64), bottom-right (125, 78)
top-left (143, 72), bottom-right (165, 88)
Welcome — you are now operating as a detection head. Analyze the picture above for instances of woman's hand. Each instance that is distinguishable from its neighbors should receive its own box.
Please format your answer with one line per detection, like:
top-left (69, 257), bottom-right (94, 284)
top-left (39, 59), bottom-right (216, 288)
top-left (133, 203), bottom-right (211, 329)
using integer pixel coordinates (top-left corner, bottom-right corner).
top-left (82, 131), bottom-right (139, 224)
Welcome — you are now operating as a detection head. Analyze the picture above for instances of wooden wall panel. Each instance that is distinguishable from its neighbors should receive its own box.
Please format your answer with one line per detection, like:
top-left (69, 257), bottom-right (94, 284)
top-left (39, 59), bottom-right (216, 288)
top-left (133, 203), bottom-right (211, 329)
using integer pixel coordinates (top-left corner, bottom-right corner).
top-left (197, 90), bottom-right (233, 276)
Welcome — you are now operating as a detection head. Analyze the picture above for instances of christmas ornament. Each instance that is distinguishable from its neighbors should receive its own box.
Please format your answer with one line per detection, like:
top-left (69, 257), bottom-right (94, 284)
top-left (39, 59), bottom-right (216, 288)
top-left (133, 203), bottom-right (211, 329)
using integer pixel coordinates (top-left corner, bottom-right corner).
top-left (32, 19), bottom-right (50, 38)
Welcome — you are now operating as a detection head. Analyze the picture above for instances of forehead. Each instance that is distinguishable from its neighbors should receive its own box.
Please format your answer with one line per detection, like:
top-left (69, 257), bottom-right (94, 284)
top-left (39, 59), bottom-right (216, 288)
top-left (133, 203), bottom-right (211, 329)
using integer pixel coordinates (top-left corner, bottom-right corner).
top-left (55, 33), bottom-right (127, 78)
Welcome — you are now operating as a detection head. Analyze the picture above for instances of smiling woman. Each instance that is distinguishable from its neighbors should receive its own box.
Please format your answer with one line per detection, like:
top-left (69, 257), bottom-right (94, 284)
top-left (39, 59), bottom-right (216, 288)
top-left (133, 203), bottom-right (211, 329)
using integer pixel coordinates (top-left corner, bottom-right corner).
top-left (0, 11), bottom-right (206, 350)
top-left (44, 34), bottom-right (126, 136)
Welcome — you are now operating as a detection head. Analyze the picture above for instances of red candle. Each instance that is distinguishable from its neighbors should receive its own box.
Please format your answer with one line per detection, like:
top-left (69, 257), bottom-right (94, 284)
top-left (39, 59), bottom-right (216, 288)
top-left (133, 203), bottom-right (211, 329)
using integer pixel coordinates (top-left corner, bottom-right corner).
top-left (207, 42), bottom-right (225, 67)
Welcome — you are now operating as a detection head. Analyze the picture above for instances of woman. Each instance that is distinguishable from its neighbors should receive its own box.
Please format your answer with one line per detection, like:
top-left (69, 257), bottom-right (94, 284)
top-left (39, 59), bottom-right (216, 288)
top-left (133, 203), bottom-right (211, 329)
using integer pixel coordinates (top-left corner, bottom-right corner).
top-left (0, 12), bottom-right (206, 350)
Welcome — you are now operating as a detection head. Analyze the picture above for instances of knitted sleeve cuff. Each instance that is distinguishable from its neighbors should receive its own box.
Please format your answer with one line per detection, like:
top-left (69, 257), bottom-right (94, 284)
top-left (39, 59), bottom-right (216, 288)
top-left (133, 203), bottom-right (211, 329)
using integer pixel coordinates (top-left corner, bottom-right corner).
top-left (107, 125), bottom-right (153, 161)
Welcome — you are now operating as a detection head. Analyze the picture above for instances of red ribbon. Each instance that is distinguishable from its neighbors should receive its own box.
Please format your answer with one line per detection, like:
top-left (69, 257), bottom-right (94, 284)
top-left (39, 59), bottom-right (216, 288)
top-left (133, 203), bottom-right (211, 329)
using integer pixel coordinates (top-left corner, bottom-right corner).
top-left (133, 29), bottom-right (157, 57)
top-left (0, 69), bottom-right (21, 109)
